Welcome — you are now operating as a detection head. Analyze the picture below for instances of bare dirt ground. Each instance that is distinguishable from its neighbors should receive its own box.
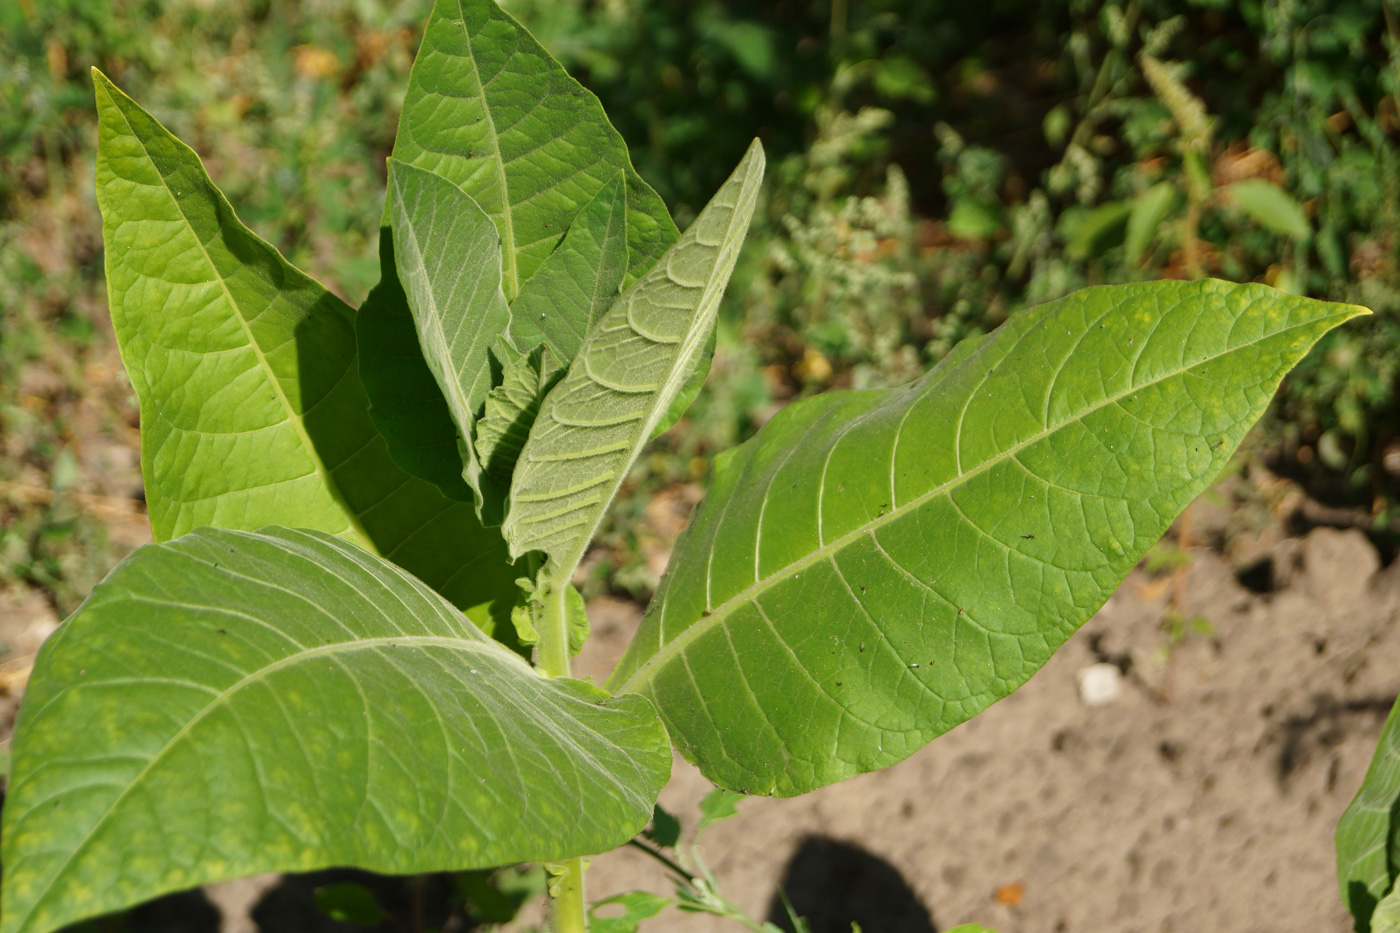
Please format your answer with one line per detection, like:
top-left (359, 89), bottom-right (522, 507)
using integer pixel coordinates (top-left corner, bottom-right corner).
top-left (0, 516), bottom-right (1394, 933)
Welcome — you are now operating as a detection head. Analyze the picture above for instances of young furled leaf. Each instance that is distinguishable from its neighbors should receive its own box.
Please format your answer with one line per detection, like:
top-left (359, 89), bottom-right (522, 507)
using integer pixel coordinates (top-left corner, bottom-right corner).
top-left (609, 280), bottom-right (1366, 796)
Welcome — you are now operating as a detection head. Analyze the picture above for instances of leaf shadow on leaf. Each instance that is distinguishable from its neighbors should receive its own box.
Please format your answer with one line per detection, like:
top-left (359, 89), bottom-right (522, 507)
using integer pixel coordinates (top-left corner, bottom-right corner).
top-left (763, 836), bottom-right (936, 933)
top-left (357, 225), bottom-right (475, 503)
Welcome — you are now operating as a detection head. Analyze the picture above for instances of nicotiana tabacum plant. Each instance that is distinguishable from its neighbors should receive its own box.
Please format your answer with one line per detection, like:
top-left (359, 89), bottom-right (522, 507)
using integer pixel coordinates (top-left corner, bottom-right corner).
top-left (0, 1), bottom-right (1371, 931)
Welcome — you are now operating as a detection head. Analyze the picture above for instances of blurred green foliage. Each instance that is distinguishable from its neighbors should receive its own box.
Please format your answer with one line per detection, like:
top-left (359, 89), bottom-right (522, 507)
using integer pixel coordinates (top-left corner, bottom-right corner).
top-left (1, 0), bottom-right (1399, 609)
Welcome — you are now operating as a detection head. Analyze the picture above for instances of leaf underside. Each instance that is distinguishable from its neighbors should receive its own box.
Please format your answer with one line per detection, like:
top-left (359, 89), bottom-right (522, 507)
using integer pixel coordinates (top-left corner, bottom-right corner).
top-left (477, 340), bottom-right (566, 491)
top-left (388, 160), bottom-right (513, 521)
top-left (610, 279), bottom-right (1365, 796)
top-left (508, 172), bottom-right (629, 361)
top-left (397, 0), bottom-right (675, 297)
top-left (0, 528), bottom-right (670, 933)
top-left (1337, 694), bottom-right (1400, 931)
top-left (503, 140), bottom-right (765, 571)
top-left (91, 70), bottom-right (518, 632)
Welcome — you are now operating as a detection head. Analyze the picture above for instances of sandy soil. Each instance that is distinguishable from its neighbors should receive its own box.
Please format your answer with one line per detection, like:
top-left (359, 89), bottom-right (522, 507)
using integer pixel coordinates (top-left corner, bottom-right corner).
top-left (0, 524), bottom-right (1395, 933)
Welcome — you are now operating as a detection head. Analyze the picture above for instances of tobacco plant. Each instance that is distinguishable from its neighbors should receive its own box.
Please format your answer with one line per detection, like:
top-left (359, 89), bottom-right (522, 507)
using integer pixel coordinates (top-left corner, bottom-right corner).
top-left (0, 1), bottom-right (1368, 931)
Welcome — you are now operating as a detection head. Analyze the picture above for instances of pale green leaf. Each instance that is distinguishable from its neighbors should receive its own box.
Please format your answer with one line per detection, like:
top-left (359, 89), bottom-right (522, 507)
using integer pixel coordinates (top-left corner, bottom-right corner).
top-left (1374, 887), bottom-right (1400, 933)
top-left (590, 891), bottom-right (674, 933)
top-left (0, 528), bottom-right (670, 933)
top-left (509, 173), bottom-right (629, 361)
top-left (696, 788), bottom-right (741, 835)
top-left (395, 0), bottom-right (676, 299)
top-left (945, 925), bottom-right (1000, 933)
top-left (1337, 695), bottom-right (1400, 930)
top-left (91, 71), bottom-right (518, 634)
top-left (503, 140), bottom-right (765, 574)
top-left (1125, 181), bottom-right (1179, 265)
top-left (388, 159), bottom-right (514, 522)
top-left (609, 280), bottom-right (1365, 796)
top-left (1229, 179), bottom-right (1312, 241)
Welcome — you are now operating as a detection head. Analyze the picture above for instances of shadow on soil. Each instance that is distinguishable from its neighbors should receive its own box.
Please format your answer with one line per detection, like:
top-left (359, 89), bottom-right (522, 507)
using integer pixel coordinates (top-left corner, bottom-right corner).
top-left (765, 836), bottom-right (937, 933)
top-left (53, 869), bottom-right (472, 932)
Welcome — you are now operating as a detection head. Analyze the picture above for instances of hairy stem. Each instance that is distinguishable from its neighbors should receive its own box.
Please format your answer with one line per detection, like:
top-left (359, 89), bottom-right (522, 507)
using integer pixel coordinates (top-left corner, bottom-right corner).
top-left (548, 858), bottom-right (588, 933)
top-left (537, 573), bottom-right (572, 680)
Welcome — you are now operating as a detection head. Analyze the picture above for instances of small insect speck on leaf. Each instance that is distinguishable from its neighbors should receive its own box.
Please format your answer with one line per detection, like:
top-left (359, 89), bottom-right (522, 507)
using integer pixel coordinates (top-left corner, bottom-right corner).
top-left (1021, 533), bottom-right (1035, 540)
top-left (910, 663), bottom-right (919, 669)
top-left (217, 628), bottom-right (227, 634)
top-left (859, 642), bottom-right (866, 651)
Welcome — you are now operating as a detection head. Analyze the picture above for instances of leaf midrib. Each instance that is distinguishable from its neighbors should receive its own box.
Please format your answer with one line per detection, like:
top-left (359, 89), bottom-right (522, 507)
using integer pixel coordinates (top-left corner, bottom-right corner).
top-left (389, 169), bottom-right (482, 429)
top-left (611, 314), bottom-right (1343, 696)
top-left (15, 632), bottom-right (501, 929)
top-left (108, 89), bottom-right (375, 552)
top-left (454, 0), bottom-right (517, 298)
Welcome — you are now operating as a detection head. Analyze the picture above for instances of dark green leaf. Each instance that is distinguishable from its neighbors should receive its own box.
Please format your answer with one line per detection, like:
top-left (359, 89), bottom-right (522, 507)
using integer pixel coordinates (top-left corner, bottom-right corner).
top-left (0, 528), bottom-right (670, 933)
top-left (647, 805), bottom-right (682, 848)
top-left (358, 227), bottom-right (475, 503)
top-left (1125, 182), bottom-right (1179, 265)
top-left (610, 281), bottom-right (1365, 796)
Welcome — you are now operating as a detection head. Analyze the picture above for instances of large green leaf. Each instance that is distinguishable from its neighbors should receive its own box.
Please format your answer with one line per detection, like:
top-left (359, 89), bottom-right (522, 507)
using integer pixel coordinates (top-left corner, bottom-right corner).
top-left (609, 280), bottom-right (1365, 796)
top-left (508, 172), bottom-right (629, 361)
top-left (502, 140), bottom-right (765, 573)
top-left (388, 160), bottom-right (514, 521)
top-left (0, 528), bottom-right (670, 933)
top-left (92, 71), bottom-right (519, 632)
top-left (1338, 695), bottom-right (1400, 931)
top-left (395, 0), bottom-right (676, 298)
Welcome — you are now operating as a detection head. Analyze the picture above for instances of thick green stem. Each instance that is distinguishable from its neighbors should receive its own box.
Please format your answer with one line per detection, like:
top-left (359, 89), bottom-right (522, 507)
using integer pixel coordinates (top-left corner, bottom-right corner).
top-left (548, 858), bottom-right (588, 933)
top-left (536, 573), bottom-right (572, 680)
top-left (537, 574), bottom-right (582, 928)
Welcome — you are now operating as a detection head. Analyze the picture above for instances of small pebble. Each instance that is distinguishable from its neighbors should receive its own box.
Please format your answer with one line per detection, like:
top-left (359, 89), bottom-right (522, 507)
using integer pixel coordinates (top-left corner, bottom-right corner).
top-left (1076, 662), bottom-right (1122, 706)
